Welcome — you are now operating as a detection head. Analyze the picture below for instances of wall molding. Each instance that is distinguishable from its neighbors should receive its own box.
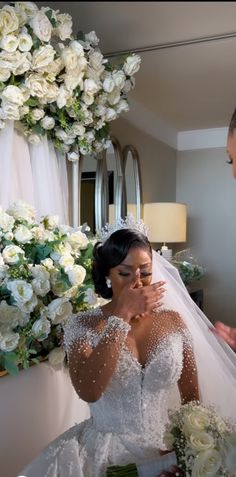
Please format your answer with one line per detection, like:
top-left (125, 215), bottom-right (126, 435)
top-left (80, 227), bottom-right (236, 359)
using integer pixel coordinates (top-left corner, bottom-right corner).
top-left (177, 127), bottom-right (228, 151)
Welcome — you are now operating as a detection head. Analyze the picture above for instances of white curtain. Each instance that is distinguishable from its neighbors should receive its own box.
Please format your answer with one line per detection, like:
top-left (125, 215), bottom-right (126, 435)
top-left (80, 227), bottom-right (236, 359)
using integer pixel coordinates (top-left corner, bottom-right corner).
top-left (0, 120), bottom-right (69, 224)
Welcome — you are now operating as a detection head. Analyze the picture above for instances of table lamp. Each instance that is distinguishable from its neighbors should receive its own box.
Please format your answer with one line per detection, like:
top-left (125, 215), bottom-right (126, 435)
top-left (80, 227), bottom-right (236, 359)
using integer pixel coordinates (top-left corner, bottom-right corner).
top-left (143, 202), bottom-right (187, 259)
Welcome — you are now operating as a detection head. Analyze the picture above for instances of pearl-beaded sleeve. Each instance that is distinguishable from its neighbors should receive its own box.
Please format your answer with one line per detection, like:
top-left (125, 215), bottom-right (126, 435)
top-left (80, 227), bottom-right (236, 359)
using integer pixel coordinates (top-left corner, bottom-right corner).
top-left (63, 309), bottom-right (131, 402)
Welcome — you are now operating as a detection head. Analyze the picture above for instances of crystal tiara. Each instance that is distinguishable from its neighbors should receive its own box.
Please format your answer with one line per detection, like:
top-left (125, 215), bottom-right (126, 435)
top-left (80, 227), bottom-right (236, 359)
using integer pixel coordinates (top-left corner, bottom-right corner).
top-left (97, 213), bottom-right (150, 243)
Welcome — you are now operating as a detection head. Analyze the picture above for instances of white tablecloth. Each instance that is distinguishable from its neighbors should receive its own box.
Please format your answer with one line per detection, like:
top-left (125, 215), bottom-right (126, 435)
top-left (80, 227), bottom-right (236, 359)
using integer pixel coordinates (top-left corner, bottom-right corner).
top-left (0, 362), bottom-right (90, 477)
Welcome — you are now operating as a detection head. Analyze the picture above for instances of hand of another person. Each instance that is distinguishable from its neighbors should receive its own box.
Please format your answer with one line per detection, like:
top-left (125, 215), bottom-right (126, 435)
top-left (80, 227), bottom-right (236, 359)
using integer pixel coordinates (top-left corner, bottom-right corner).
top-left (113, 280), bottom-right (166, 323)
top-left (156, 465), bottom-right (183, 477)
top-left (212, 321), bottom-right (236, 349)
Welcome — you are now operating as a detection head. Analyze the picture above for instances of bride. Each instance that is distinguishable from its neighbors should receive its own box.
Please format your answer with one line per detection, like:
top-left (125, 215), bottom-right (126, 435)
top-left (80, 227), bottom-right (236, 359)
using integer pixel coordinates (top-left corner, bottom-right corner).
top-left (20, 223), bottom-right (236, 477)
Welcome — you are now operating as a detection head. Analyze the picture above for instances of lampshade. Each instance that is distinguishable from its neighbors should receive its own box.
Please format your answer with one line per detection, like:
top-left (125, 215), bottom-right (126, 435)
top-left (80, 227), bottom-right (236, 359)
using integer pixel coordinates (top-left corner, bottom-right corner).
top-left (143, 202), bottom-right (187, 243)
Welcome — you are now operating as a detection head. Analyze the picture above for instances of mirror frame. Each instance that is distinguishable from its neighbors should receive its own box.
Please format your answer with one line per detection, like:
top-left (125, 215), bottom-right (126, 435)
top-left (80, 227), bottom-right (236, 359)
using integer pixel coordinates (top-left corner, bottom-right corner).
top-left (105, 135), bottom-right (126, 222)
top-left (122, 144), bottom-right (142, 220)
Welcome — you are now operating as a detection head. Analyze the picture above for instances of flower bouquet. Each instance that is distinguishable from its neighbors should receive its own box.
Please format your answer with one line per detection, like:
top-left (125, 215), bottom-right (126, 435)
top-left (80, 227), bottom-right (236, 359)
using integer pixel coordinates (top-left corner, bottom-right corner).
top-left (0, 1), bottom-right (141, 159)
top-left (163, 401), bottom-right (236, 476)
top-left (171, 249), bottom-right (205, 285)
top-left (0, 200), bottom-right (98, 376)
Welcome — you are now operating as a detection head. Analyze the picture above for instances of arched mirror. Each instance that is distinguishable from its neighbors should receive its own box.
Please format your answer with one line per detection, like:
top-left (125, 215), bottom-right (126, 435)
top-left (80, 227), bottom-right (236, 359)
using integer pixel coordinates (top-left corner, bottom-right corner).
top-left (79, 152), bottom-right (108, 233)
top-left (105, 136), bottom-right (126, 223)
top-left (122, 145), bottom-right (142, 220)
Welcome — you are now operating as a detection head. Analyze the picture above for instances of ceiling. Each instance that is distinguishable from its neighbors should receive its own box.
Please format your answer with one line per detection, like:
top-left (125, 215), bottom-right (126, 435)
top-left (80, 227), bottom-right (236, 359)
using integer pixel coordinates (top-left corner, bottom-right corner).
top-left (6, 1), bottom-right (236, 138)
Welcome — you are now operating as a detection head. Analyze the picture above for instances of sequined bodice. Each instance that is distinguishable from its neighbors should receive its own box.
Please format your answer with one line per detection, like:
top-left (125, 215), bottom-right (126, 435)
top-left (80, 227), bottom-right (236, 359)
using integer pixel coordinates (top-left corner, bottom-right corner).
top-left (64, 307), bottom-right (186, 449)
top-left (89, 332), bottom-right (183, 447)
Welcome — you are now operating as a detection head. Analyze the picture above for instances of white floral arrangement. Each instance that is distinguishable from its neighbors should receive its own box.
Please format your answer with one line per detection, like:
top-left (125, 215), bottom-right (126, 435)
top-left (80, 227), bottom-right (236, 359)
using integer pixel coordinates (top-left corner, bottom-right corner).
top-left (0, 2), bottom-right (141, 158)
top-left (0, 200), bottom-right (99, 375)
top-left (164, 401), bottom-right (236, 476)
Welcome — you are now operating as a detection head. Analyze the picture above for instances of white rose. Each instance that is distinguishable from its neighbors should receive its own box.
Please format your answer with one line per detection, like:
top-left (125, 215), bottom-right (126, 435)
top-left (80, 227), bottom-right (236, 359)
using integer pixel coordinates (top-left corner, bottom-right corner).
top-left (84, 288), bottom-right (98, 306)
top-left (0, 35), bottom-right (19, 52)
top-left (191, 449), bottom-right (222, 477)
top-left (31, 108), bottom-right (45, 122)
top-left (81, 92), bottom-right (95, 106)
top-left (30, 11), bottom-right (52, 42)
top-left (0, 211), bottom-right (14, 231)
top-left (115, 99), bottom-right (129, 114)
top-left (59, 253), bottom-right (74, 268)
top-left (15, 2), bottom-right (39, 21)
top-left (19, 105), bottom-right (29, 117)
top-left (105, 108), bottom-right (117, 121)
top-left (103, 76), bottom-right (115, 93)
top-left (14, 224), bottom-right (32, 243)
top-left (48, 347), bottom-right (66, 366)
top-left (67, 231), bottom-right (89, 250)
top-left (89, 51), bottom-right (104, 73)
top-left (18, 32), bottom-right (33, 52)
top-left (67, 152), bottom-right (79, 162)
top-left (107, 87), bottom-right (121, 106)
top-left (2, 245), bottom-right (25, 264)
top-left (40, 116), bottom-right (55, 130)
top-left (66, 264), bottom-right (86, 286)
top-left (0, 69), bottom-right (11, 82)
top-left (41, 215), bottom-right (59, 230)
top-left (47, 298), bottom-right (73, 324)
top-left (1, 101), bottom-right (20, 120)
top-left (56, 85), bottom-right (71, 109)
top-left (32, 45), bottom-right (55, 71)
top-left (28, 133), bottom-right (41, 145)
top-left (44, 57), bottom-right (63, 81)
top-left (1, 85), bottom-right (25, 106)
top-left (25, 73), bottom-right (48, 99)
top-left (72, 123), bottom-right (85, 137)
top-left (64, 70), bottom-right (84, 92)
top-left (44, 83), bottom-right (59, 104)
top-left (0, 331), bottom-right (19, 352)
top-left (7, 199), bottom-right (36, 222)
top-left (122, 79), bottom-right (133, 94)
top-left (32, 277), bottom-right (50, 297)
top-left (32, 318), bottom-right (51, 341)
top-left (189, 431), bottom-right (214, 452)
top-left (84, 31), bottom-right (99, 46)
top-left (62, 43), bottom-right (86, 71)
top-left (84, 78), bottom-right (100, 95)
top-left (123, 54), bottom-right (141, 76)
top-left (112, 70), bottom-right (126, 89)
top-left (56, 13), bottom-right (72, 41)
top-left (17, 293), bottom-right (38, 313)
top-left (41, 258), bottom-right (54, 270)
top-left (95, 104), bottom-right (106, 117)
top-left (182, 408), bottom-right (211, 435)
top-left (0, 5), bottom-right (19, 36)
top-left (0, 300), bottom-right (20, 328)
top-left (31, 265), bottom-right (50, 281)
top-left (7, 279), bottom-right (33, 304)
top-left (50, 242), bottom-right (72, 262)
top-left (13, 52), bottom-right (31, 75)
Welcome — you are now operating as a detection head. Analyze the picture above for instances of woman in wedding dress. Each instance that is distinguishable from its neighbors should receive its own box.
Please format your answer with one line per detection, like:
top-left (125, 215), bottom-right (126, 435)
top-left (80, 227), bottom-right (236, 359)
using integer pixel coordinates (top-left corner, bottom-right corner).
top-left (21, 226), bottom-right (236, 477)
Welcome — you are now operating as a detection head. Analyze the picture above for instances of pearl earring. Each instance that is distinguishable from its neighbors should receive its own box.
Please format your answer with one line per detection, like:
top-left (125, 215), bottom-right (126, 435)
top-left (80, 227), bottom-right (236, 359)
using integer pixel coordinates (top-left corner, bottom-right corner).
top-left (106, 277), bottom-right (112, 288)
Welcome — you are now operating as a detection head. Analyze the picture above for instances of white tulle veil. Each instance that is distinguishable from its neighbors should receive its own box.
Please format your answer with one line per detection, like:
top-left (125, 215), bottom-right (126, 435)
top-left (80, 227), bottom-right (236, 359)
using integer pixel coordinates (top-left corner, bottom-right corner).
top-left (152, 250), bottom-right (236, 421)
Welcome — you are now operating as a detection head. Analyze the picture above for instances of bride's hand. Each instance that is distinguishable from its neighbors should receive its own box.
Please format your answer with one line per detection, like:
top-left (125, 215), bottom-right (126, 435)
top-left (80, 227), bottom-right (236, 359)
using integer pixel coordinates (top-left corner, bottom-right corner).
top-left (113, 280), bottom-right (166, 322)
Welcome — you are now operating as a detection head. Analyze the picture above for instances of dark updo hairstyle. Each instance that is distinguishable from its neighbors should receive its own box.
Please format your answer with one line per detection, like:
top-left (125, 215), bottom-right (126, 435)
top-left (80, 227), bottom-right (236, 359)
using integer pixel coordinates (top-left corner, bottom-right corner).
top-left (92, 228), bottom-right (152, 299)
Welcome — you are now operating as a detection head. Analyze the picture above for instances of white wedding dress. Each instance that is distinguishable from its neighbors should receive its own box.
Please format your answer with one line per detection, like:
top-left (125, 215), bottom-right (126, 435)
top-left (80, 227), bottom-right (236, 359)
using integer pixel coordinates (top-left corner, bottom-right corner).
top-left (21, 307), bottom-right (185, 477)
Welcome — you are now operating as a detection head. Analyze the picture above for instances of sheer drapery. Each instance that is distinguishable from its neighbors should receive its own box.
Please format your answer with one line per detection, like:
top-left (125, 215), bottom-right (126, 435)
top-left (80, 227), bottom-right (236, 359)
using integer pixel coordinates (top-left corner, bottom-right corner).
top-left (0, 120), bottom-right (69, 223)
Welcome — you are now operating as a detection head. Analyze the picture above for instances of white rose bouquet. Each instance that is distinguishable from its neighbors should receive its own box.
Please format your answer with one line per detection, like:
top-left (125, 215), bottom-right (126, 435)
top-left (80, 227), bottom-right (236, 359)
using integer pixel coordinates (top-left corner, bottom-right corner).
top-left (0, 2), bottom-right (141, 157)
top-left (163, 401), bottom-right (236, 476)
top-left (0, 200), bottom-right (99, 376)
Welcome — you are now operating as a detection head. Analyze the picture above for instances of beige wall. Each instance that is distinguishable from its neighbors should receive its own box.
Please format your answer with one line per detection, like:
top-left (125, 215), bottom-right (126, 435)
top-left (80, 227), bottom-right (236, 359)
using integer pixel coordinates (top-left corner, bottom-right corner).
top-left (176, 147), bottom-right (236, 325)
top-left (111, 117), bottom-right (177, 204)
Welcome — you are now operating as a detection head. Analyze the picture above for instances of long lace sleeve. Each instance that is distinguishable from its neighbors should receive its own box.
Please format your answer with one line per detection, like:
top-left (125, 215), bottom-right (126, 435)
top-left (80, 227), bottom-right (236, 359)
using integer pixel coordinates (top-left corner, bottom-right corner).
top-left (63, 309), bottom-right (131, 402)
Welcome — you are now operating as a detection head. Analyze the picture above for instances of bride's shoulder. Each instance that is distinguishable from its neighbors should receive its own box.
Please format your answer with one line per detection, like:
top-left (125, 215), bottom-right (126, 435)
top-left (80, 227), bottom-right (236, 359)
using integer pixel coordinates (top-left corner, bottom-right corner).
top-left (156, 308), bottom-right (192, 342)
